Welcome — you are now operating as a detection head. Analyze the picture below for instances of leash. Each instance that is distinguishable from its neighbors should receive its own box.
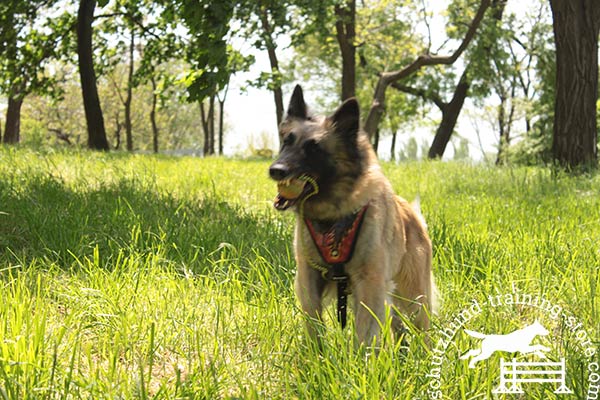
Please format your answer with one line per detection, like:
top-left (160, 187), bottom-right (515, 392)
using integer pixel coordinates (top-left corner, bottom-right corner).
top-left (296, 176), bottom-right (368, 329)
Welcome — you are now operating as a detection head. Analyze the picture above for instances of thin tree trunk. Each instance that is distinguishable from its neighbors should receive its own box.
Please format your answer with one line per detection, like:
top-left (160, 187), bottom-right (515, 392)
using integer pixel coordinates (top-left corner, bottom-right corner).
top-left (77, 0), bottom-right (109, 150)
top-left (373, 128), bottom-right (380, 154)
top-left (114, 112), bottom-right (122, 150)
top-left (218, 98), bottom-right (225, 155)
top-left (428, 70), bottom-right (470, 159)
top-left (3, 96), bottom-right (23, 144)
top-left (549, 0), bottom-right (600, 168)
top-left (390, 130), bottom-right (397, 161)
top-left (125, 29), bottom-right (135, 152)
top-left (209, 94), bottom-right (215, 155)
top-left (495, 84), bottom-right (516, 165)
top-left (496, 94), bottom-right (508, 164)
top-left (200, 101), bottom-right (209, 156)
top-left (259, 7), bottom-right (284, 129)
top-left (334, 0), bottom-right (356, 101)
top-left (150, 75), bottom-right (159, 154)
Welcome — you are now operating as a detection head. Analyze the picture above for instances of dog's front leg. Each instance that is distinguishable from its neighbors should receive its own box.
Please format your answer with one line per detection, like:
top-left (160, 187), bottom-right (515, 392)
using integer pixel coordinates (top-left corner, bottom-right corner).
top-left (295, 262), bottom-right (327, 342)
top-left (353, 273), bottom-right (387, 346)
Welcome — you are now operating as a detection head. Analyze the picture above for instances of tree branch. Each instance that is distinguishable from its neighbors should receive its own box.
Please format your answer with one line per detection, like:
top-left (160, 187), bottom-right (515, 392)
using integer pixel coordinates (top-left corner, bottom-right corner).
top-left (94, 12), bottom-right (162, 40)
top-left (390, 82), bottom-right (446, 110)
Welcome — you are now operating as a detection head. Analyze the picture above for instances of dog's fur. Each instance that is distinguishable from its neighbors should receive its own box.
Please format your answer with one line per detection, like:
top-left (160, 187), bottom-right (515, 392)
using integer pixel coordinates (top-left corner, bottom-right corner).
top-left (269, 85), bottom-right (435, 344)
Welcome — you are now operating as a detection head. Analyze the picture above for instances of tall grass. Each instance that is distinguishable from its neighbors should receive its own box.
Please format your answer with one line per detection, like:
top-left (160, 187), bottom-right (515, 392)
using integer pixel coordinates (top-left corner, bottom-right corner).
top-left (0, 147), bottom-right (598, 399)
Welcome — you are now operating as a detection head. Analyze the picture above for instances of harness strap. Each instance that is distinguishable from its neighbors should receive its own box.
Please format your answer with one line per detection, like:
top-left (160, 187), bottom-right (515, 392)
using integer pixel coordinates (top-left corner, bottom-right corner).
top-left (334, 274), bottom-right (348, 329)
top-left (304, 205), bottom-right (369, 329)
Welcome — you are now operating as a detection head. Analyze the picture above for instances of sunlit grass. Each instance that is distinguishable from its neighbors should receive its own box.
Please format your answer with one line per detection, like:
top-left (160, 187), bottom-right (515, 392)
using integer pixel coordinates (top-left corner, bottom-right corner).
top-left (0, 147), bottom-right (598, 399)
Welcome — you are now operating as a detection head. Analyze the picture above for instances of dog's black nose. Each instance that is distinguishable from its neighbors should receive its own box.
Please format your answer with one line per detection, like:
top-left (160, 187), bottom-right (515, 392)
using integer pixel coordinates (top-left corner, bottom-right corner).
top-left (269, 163), bottom-right (289, 181)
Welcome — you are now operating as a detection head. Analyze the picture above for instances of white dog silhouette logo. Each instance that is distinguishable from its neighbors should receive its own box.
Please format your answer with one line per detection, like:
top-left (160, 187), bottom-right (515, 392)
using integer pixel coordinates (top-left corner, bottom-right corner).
top-left (460, 320), bottom-right (550, 368)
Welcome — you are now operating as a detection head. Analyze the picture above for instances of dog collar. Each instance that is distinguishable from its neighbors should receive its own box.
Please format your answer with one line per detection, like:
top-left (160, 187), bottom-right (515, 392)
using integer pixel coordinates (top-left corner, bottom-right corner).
top-left (304, 204), bottom-right (369, 265)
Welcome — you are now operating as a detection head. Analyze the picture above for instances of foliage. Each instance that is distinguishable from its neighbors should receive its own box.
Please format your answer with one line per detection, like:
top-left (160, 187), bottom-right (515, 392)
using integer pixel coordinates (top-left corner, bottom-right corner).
top-left (0, 148), bottom-right (598, 398)
top-left (0, 0), bottom-right (71, 100)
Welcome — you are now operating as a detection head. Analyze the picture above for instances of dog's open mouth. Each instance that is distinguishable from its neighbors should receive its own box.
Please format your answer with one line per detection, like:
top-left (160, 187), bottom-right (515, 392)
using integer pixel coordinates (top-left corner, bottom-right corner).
top-left (274, 175), bottom-right (317, 211)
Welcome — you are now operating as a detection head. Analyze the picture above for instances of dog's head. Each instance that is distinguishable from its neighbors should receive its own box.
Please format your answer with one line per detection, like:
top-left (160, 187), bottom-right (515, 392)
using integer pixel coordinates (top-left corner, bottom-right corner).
top-left (269, 85), bottom-right (366, 211)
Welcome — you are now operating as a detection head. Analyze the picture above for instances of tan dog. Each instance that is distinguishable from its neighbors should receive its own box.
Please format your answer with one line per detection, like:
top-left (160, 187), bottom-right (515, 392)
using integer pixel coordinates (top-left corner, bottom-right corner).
top-left (269, 85), bottom-right (436, 344)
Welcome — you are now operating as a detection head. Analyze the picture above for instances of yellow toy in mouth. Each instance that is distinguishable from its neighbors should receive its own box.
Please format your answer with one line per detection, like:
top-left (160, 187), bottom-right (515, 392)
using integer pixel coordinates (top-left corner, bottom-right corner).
top-left (277, 178), bottom-right (306, 200)
top-left (273, 175), bottom-right (318, 211)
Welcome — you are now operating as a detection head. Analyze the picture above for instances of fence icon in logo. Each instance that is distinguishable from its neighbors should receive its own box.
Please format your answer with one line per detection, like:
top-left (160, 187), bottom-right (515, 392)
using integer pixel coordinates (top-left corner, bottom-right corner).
top-left (492, 357), bottom-right (572, 394)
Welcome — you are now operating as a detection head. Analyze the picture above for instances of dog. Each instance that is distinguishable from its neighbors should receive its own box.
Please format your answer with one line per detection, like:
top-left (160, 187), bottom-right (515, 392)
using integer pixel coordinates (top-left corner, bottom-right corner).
top-left (460, 320), bottom-right (550, 368)
top-left (269, 85), bottom-right (436, 345)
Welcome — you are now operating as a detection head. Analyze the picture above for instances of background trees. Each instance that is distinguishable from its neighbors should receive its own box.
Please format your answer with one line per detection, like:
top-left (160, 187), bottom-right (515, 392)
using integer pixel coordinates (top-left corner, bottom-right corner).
top-left (0, 0), bottom-right (67, 143)
top-left (0, 0), bottom-right (597, 169)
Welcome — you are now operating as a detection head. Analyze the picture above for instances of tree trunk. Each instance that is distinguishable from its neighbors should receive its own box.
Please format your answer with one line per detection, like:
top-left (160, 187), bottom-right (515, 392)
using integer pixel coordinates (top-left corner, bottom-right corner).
top-left (114, 113), bottom-right (122, 150)
top-left (373, 128), bottom-right (380, 154)
top-left (549, 0), bottom-right (599, 168)
top-left (428, 70), bottom-right (470, 159)
top-left (208, 94), bottom-right (215, 155)
top-left (3, 96), bottom-right (23, 144)
top-left (200, 101), bottom-right (209, 156)
top-left (495, 94), bottom-right (508, 165)
top-left (218, 98), bottom-right (225, 155)
top-left (77, 0), bottom-right (109, 150)
top-left (495, 84), bottom-right (516, 165)
top-left (150, 76), bottom-right (159, 154)
top-left (334, 0), bottom-right (356, 101)
top-left (125, 29), bottom-right (135, 152)
top-left (390, 130), bottom-right (397, 161)
top-left (259, 8), bottom-right (284, 129)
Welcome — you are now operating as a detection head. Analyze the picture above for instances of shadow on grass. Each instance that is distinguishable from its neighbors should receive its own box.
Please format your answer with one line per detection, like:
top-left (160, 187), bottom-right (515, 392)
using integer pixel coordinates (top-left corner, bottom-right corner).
top-left (0, 173), bottom-right (293, 280)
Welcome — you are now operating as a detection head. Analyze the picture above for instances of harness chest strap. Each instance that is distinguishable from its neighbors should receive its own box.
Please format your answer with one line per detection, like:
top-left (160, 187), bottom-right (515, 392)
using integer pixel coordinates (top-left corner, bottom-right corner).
top-left (304, 204), bottom-right (369, 329)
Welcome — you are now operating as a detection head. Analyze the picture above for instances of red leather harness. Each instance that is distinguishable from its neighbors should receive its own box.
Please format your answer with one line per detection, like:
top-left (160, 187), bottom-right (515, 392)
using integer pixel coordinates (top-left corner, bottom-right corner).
top-left (304, 204), bottom-right (369, 328)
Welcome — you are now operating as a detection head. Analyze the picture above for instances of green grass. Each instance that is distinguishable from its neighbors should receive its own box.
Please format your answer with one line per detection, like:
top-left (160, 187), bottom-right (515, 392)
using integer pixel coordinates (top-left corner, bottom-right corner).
top-left (0, 146), bottom-right (598, 399)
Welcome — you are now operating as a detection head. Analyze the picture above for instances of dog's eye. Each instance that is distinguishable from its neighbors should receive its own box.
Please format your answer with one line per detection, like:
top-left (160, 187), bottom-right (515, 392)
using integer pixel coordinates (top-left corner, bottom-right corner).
top-left (303, 139), bottom-right (320, 155)
top-left (283, 133), bottom-right (296, 147)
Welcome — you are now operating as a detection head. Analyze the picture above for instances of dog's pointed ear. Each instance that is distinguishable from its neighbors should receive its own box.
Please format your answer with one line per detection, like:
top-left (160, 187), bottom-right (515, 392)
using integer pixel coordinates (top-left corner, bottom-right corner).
top-left (330, 97), bottom-right (359, 140)
top-left (286, 85), bottom-right (307, 120)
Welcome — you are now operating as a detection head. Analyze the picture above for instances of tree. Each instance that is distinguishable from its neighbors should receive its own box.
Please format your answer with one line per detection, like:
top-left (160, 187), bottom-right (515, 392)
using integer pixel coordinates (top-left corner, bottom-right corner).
top-left (334, 0), bottom-right (356, 100)
top-left (362, 0), bottom-right (490, 139)
top-left (77, 0), bottom-right (110, 150)
top-left (0, 0), bottom-right (66, 144)
top-left (101, 0), bottom-right (183, 152)
top-left (548, 0), bottom-right (600, 168)
top-left (428, 0), bottom-right (506, 160)
top-left (234, 0), bottom-right (298, 130)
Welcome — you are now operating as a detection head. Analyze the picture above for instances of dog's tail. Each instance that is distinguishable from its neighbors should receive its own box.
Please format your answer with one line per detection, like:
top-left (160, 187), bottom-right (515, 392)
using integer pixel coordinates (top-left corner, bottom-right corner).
top-left (412, 194), bottom-right (439, 315)
top-left (464, 329), bottom-right (486, 339)
top-left (411, 194), bottom-right (428, 230)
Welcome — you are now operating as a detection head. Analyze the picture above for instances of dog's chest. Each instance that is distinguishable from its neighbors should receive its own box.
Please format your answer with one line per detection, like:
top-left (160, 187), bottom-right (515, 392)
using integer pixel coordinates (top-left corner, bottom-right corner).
top-left (303, 205), bottom-right (368, 265)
